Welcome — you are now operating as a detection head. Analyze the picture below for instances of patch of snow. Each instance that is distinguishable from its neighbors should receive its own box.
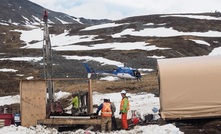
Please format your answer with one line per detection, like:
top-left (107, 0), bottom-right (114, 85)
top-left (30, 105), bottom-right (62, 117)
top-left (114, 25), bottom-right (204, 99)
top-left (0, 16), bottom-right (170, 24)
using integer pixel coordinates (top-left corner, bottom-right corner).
top-left (52, 42), bottom-right (169, 51)
top-left (138, 68), bottom-right (154, 72)
top-left (75, 18), bottom-right (83, 24)
top-left (21, 15), bottom-right (32, 25)
top-left (63, 55), bottom-right (124, 66)
top-left (54, 91), bottom-right (71, 101)
top-left (112, 27), bottom-right (221, 38)
top-left (0, 95), bottom-right (20, 106)
top-left (14, 28), bottom-right (43, 45)
top-left (47, 19), bottom-right (55, 24)
top-left (18, 25), bottom-right (221, 52)
top-left (0, 124), bottom-right (184, 134)
top-left (189, 39), bottom-right (210, 46)
top-left (26, 76), bottom-right (34, 80)
top-left (55, 17), bottom-right (70, 24)
top-left (213, 41), bottom-right (219, 43)
top-left (21, 15), bottom-right (29, 22)
top-left (100, 76), bottom-right (120, 81)
top-left (144, 23), bottom-right (155, 26)
top-left (32, 15), bottom-right (41, 23)
top-left (0, 68), bottom-right (17, 72)
top-left (21, 30), bottom-right (101, 49)
top-left (209, 46), bottom-right (221, 56)
top-left (0, 125), bottom-right (58, 134)
top-left (130, 124), bottom-right (184, 134)
top-left (81, 23), bottom-right (123, 31)
top-left (16, 74), bottom-right (24, 76)
top-left (92, 92), bottom-right (160, 120)
top-left (0, 91), bottom-right (183, 133)
top-left (147, 55), bottom-right (166, 59)
top-left (161, 14), bottom-right (221, 20)
top-left (12, 22), bottom-right (20, 25)
top-left (0, 57), bottom-right (42, 62)
top-left (0, 22), bottom-right (9, 26)
top-left (92, 42), bottom-right (170, 51)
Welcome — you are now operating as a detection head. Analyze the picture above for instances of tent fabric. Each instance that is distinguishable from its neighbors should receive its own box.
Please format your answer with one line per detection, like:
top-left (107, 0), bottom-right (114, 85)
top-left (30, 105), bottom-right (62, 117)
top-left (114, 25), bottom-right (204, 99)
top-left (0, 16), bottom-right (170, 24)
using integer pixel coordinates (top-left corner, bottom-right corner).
top-left (157, 55), bottom-right (221, 120)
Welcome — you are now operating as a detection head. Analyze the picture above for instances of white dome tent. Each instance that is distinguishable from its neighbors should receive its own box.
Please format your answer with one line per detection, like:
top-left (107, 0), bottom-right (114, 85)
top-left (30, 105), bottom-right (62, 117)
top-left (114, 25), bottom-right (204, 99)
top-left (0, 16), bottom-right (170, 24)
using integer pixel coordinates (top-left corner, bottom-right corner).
top-left (157, 55), bottom-right (221, 120)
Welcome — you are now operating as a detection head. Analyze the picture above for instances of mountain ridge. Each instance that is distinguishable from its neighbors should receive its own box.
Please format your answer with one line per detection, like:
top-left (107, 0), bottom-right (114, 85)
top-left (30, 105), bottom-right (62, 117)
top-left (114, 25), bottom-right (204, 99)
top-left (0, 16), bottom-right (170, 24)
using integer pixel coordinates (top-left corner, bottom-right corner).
top-left (0, 1), bottom-right (221, 96)
top-left (0, 0), bottom-right (111, 25)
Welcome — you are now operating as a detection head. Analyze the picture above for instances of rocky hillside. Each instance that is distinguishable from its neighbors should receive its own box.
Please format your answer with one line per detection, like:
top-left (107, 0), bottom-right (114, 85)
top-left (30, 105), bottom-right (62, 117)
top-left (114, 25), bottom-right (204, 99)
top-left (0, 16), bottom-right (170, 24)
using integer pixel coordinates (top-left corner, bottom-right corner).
top-left (0, 1), bottom-right (221, 96)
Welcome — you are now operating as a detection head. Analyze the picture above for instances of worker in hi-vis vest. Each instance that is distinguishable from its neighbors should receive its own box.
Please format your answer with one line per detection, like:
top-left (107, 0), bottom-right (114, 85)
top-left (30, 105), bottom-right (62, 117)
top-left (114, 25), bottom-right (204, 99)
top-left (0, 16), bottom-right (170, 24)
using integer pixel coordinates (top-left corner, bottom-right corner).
top-left (119, 90), bottom-right (130, 130)
top-left (96, 97), bottom-right (112, 133)
top-left (71, 92), bottom-right (79, 115)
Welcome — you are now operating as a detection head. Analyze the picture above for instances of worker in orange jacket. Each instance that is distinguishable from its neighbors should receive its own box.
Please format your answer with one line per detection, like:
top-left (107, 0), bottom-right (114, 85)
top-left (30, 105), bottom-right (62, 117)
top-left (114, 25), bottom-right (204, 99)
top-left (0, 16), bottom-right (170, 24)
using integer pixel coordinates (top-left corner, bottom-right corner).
top-left (119, 90), bottom-right (130, 130)
top-left (96, 97), bottom-right (112, 133)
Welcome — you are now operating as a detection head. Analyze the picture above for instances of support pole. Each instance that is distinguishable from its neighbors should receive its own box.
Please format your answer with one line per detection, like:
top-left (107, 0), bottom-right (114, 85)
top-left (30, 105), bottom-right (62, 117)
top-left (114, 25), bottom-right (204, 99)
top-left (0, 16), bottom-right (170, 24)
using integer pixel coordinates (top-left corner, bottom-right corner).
top-left (88, 79), bottom-right (93, 114)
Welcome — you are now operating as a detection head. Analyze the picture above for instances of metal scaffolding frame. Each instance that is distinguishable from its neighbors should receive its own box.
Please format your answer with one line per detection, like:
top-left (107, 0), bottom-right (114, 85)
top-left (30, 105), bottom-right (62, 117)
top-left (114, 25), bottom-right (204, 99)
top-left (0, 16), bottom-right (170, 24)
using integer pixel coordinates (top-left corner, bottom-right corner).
top-left (42, 10), bottom-right (54, 110)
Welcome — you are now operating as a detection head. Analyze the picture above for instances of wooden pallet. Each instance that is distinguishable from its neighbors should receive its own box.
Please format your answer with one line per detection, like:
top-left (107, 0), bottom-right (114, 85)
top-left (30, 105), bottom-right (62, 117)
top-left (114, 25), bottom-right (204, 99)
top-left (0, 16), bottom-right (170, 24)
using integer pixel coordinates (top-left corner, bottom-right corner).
top-left (37, 118), bottom-right (101, 125)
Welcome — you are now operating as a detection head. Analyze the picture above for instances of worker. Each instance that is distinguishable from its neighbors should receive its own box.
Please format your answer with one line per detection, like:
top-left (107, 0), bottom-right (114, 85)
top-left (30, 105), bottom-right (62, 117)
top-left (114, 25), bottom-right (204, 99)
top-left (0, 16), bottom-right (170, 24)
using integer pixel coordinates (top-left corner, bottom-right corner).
top-left (71, 93), bottom-right (79, 115)
top-left (110, 99), bottom-right (118, 130)
top-left (119, 90), bottom-right (130, 130)
top-left (96, 97), bottom-right (112, 133)
top-left (135, 70), bottom-right (141, 81)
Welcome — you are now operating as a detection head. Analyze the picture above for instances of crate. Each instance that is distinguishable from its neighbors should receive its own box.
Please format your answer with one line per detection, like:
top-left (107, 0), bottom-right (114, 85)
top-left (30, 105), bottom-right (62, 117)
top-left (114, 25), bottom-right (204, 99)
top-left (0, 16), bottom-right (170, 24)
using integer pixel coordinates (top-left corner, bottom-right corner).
top-left (0, 114), bottom-right (14, 126)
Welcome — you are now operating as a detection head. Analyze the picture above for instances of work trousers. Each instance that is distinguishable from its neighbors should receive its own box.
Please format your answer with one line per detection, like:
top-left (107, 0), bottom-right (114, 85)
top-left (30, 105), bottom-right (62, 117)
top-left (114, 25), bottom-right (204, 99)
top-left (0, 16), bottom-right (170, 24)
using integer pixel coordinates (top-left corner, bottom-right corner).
top-left (112, 116), bottom-right (118, 130)
top-left (101, 116), bottom-right (112, 132)
top-left (121, 113), bottom-right (128, 129)
top-left (71, 108), bottom-right (79, 115)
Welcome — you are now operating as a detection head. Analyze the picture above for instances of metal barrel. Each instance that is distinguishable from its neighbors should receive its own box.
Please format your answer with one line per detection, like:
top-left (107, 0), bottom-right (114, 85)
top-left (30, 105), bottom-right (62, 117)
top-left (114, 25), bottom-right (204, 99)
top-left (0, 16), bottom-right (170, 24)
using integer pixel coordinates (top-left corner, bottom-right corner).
top-left (14, 114), bottom-right (21, 126)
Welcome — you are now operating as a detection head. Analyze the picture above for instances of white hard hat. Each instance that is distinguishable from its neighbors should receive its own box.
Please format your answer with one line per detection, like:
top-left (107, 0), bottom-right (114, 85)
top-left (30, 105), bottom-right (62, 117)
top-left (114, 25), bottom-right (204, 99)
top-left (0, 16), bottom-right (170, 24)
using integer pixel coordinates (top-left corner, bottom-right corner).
top-left (121, 90), bottom-right (126, 94)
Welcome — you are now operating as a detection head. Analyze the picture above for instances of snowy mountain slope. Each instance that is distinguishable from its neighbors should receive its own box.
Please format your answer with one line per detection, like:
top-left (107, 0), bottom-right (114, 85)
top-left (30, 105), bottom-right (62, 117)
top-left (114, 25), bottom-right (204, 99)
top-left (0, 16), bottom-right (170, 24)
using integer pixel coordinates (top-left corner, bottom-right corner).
top-left (0, 2), bottom-right (221, 94)
top-left (1, 13), bottom-right (221, 84)
top-left (0, 0), bottom-right (111, 25)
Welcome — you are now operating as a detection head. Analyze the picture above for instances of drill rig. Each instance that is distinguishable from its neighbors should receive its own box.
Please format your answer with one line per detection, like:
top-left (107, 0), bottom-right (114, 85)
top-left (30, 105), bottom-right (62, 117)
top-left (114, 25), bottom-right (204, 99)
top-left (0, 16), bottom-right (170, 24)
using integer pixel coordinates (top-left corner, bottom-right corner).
top-left (42, 10), bottom-right (57, 115)
top-left (42, 11), bottom-right (93, 116)
top-left (18, 10), bottom-right (99, 128)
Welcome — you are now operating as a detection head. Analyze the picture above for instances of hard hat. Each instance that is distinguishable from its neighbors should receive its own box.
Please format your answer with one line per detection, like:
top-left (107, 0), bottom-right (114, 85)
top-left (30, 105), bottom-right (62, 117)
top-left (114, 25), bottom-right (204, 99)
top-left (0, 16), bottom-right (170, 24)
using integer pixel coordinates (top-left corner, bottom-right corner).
top-left (121, 90), bottom-right (126, 94)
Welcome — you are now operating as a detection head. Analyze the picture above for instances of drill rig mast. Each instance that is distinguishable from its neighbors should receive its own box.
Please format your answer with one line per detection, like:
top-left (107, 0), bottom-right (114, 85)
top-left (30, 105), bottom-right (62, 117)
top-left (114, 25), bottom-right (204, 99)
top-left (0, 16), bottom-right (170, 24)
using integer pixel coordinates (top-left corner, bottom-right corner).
top-left (43, 10), bottom-right (54, 112)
